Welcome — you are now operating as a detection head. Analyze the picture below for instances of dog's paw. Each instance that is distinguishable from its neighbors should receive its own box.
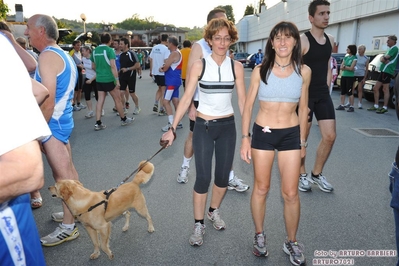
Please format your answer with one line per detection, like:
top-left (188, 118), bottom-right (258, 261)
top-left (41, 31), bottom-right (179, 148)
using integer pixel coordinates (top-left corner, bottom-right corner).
top-left (108, 252), bottom-right (114, 260)
top-left (90, 251), bottom-right (100, 260)
top-left (148, 225), bottom-right (155, 233)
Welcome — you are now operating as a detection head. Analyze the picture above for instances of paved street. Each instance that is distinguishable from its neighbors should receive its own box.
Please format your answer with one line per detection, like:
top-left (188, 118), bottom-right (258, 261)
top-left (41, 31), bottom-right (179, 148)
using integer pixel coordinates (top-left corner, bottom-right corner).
top-left (34, 68), bottom-right (398, 266)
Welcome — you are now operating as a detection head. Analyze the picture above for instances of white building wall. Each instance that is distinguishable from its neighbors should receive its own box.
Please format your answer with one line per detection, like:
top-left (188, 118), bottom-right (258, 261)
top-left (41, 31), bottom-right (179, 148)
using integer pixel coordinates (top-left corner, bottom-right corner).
top-left (237, 0), bottom-right (399, 54)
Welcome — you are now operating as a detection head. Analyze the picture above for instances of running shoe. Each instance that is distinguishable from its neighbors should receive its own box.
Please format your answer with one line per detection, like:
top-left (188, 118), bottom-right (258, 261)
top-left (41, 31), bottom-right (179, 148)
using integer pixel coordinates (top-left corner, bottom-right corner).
top-left (162, 123), bottom-right (171, 132)
top-left (283, 239), bottom-right (306, 266)
top-left (228, 176), bottom-right (249, 192)
top-left (85, 110), bottom-right (94, 118)
top-left (367, 106), bottom-right (378, 111)
top-left (310, 173), bottom-right (334, 192)
top-left (298, 173), bottom-right (311, 192)
top-left (40, 224), bottom-right (79, 247)
top-left (73, 105), bottom-right (81, 111)
top-left (347, 106), bottom-right (355, 112)
top-left (153, 104), bottom-right (158, 113)
top-left (94, 123), bottom-right (106, 131)
top-left (132, 107), bottom-right (141, 115)
top-left (77, 103), bottom-right (86, 109)
top-left (189, 222), bottom-right (205, 246)
top-left (177, 166), bottom-right (189, 184)
top-left (177, 122), bottom-right (183, 129)
top-left (376, 107), bottom-right (388, 114)
top-left (207, 208), bottom-right (225, 230)
top-left (335, 105), bottom-right (345, 110)
top-left (121, 117), bottom-right (135, 126)
top-left (253, 232), bottom-right (268, 257)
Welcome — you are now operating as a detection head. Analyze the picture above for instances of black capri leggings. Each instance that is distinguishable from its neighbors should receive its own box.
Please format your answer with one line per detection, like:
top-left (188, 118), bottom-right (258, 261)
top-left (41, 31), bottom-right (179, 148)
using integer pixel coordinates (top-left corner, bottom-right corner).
top-left (192, 116), bottom-right (236, 194)
top-left (83, 78), bottom-right (98, 101)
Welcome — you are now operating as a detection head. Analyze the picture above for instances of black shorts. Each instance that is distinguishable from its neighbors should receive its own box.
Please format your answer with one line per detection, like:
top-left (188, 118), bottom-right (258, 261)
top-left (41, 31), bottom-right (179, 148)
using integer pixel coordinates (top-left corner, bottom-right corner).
top-left (97, 82), bottom-right (116, 92)
top-left (251, 123), bottom-right (300, 151)
top-left (354, 76), bottom-right (364, 82)
top-left (120, 76), bottom-right (137, 93)
top-left (74, 70), bottom-right (83, 91)
top-left (378, 72), bottom-right (393, 84)
top-left (308, 95), bottom-right (336, 122)
top-left (340, 76), bottom-right (354, 96)
top-left (154, 75), bottom-right (166, 87)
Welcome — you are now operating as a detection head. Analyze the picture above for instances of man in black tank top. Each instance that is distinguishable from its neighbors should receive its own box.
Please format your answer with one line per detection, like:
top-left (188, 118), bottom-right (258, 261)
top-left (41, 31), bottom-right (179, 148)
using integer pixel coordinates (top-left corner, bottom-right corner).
top-left (298, 0), bottom-right (336, 193)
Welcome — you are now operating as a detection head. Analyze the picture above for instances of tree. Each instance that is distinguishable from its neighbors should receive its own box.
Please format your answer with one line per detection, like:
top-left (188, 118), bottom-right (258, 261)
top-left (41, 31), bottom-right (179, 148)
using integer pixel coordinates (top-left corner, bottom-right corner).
top-left (217, 5), bottom-right (235, 24)
top-left (259, 0), bottom-right (266, 13)
top-left (0, 0), bottom-right (9, 20)
top-left (244, 4), bottom-right (255, 16)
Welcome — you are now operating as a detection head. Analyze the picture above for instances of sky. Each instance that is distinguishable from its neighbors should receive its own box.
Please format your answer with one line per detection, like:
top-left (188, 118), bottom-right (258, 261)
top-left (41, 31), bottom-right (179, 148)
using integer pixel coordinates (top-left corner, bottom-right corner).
top-left (5, 0), bottom-right (280, 28)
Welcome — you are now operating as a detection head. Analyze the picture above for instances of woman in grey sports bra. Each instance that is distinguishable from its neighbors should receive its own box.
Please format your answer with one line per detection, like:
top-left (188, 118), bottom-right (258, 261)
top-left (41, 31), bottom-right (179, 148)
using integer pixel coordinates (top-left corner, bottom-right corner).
top-left (240, 21), bottom-right (310, 265)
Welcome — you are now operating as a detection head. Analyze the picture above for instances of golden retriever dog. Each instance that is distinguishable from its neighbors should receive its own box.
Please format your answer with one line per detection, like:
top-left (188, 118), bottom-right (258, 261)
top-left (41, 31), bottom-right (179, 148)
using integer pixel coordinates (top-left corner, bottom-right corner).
top-left (49, 161), bottom-right (155, 260)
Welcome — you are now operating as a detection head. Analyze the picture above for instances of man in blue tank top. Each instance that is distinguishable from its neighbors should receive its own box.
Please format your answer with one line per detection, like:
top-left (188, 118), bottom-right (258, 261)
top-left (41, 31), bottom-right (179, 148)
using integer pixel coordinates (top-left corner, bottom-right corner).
top-left (26, 14), bottom-right (81, 246)
top-left (299, 0), bottom-right (336, 193)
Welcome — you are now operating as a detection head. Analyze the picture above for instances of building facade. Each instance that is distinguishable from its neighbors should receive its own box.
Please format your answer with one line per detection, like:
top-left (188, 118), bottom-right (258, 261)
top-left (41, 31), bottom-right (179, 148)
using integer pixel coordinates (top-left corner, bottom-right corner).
top-left (236, 0), bottom-right (399, 55)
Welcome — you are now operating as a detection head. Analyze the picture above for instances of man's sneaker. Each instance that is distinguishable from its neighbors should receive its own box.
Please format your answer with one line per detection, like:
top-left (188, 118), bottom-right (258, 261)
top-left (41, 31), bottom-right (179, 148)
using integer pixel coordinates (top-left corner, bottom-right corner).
top-left (228, 176), bottom-right (249, 192)
top-left (177, 122), bottom-right (183, 129)
top-left (158, 109), bottom-right (167, 116)
top-left (121, 117), bottom-right (135, 126)
top-left (40, 224), bottom-right (79, 247)
top-left (347, 106), bottom-right (354, 112)
top-left (283, 240), bottom-right (306, 266)
top-left (376, 107), bottom-right (388, 114)
top-left (51, 212), bottom-right (79, 223)
top-left (253, 232), bottom-right (268, 257)
top-left (358, 103), bottom-right (363, 109)
top-left (85, 110), bottom-right (94, 118)
top-left (310, 173), bottom-right (334, 192)
top-left (298, 173), bottom-right (311, 192)
top-left (344, 102), bottom-right (350, 108)
top-left (72, 105), bottom-right (81, 111)
top-left (335, 105), bottom-right (345, 110)
top-left (125, 102), bottom-right (130, 109)
top-left (177, 166), bottom-right (189, 184)
top-left (153, 104), bottom-right (158, 113)
top-left (77, 103), bottom-right (86, 109)
top-left (367, 106), bottom-right (378, 111)
top-left (207, 208), bottom-right (226, 230)
top-left (94, 123), bottom-right (106, 131)
top-left (162, 123), bottom-right (171, 132)
top-left (132, 107), bottom-right (141, 115)
top-left (189, 222), bottom-right (205, 246)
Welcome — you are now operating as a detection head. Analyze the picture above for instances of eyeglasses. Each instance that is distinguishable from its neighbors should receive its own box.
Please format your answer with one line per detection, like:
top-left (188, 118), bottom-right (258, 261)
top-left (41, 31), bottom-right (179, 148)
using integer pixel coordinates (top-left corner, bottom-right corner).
top-left (212, 36), bottom-right (232, 43)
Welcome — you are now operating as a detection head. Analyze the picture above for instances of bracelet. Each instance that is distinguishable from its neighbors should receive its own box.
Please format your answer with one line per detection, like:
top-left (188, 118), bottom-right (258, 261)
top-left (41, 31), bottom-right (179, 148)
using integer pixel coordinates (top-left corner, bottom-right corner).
top-left (169, 126), bottom-right (176, 133)
top-left (242, 133), bottom-right (251, 139)
top-left (300, 141), bottom-right (308, 148)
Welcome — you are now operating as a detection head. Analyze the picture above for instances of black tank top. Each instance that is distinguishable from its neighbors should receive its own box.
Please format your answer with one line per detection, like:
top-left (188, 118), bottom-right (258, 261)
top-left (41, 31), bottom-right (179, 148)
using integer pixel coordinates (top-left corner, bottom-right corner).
top-left (303, 31), bottom-right (332, 98)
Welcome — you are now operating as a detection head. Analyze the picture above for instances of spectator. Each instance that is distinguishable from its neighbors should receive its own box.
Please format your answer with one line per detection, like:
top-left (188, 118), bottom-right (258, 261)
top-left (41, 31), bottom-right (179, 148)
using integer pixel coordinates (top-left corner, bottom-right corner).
top-left (336, 44), bottom-right (357, 112)
top-left (69, 40), bottom-right (86, 111)
top-left (81, 46), bottom-right (98, 118)
top-left (255, 48), bottom-right (263, 66)
top-left (180, 40), bottom-right (192, 88)
top-left (352, 45), bottom-right (369, 109)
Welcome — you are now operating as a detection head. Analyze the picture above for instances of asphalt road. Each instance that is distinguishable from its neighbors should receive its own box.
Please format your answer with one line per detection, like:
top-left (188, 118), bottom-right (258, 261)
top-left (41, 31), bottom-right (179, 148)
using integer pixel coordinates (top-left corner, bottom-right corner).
top-left (34, 68), bottom-right (398, 266)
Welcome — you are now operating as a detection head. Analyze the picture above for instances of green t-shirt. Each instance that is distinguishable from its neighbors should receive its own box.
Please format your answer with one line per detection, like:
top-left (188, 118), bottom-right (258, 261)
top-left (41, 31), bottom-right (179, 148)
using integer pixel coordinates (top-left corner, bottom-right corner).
top-left (137, 52), bottom-right (143, 64)
top-left (380, 46), bottom-right (399, 75)
top-left (91, 44), bottom-right (116, 83)
top-left (342, 55), bottom-right (357, 77)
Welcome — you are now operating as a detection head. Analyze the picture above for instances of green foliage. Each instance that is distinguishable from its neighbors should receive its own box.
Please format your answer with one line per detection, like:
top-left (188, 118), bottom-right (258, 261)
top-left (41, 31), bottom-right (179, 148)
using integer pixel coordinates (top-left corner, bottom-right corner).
top-left (244, 5), bottom-right (255, 16)
top-left (0, 1), bottom-right (9, 20)
top-left (116, 14), bottom-right (163, 31)
top-left (217, 5), bottom-right (235, 24)
top-left (185, 26), bottom-right (204, 42)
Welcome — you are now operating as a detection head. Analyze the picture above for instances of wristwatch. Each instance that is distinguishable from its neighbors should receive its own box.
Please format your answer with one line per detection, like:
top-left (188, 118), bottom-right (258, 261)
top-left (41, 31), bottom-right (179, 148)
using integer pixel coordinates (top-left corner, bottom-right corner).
top-left (300, 141), bottom-right (308, 148)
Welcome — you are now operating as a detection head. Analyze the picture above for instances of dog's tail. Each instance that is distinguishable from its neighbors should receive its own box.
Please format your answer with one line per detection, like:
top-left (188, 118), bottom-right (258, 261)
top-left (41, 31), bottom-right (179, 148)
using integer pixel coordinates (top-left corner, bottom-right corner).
top-left (132, 161), bottom-right (154, 185)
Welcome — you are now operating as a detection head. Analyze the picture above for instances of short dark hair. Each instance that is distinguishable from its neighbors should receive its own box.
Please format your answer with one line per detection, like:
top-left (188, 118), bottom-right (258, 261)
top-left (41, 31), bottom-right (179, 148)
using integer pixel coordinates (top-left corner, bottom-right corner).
top-left (389, 35), bottom-right (398, 42)
top-left (207, 8), bottom-right (226, 23)
top-left (120, 37), bottom-right (129, 46)
top-left (72, 40), bottom-right (81, 46)
top-left (100, 32), bottom-right (111, 44)
top-left (183, 40), bottom-right (191, 48)
top-left (113, 39), bottom-right (120, 44)
top-left (347, 44), bottom-right (357, 55)
top-left (308, 0), bottom-right (330, 17)
top-left (161, 34), bottom-right (168, 42)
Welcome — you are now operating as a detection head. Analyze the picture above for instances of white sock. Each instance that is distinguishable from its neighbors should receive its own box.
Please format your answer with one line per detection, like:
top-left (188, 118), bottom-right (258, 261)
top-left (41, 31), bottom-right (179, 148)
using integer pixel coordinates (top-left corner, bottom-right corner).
top-left (168, 115), bottom-right (173, 125)
top-left (383, 106), bottom-right (388, 110)
top-left (182, 156), bottom-right (192, 168)
top-left (61, 223), bottom-right (75, 230)
top-left (229, 170), bottom-right (234, 181)
top-left (374, 104), bottom-right (379, 108)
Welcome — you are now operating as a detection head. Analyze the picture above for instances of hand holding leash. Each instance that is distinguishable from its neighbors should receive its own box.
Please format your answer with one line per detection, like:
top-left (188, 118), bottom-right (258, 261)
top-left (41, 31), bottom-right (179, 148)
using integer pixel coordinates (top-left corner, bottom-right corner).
top-left (161, 127), bottom-right (176, 148)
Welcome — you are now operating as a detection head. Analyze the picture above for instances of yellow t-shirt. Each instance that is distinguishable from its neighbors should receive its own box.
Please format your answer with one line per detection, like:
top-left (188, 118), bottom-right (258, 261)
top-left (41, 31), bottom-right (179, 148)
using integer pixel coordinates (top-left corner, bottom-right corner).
top-left (180, 47), bottom-right (191, 79)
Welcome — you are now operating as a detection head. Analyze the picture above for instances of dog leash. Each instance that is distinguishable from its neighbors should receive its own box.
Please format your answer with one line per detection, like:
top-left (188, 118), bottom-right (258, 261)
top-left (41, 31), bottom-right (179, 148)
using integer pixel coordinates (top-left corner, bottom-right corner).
top-left (76, 137), bottom-right (174, 217)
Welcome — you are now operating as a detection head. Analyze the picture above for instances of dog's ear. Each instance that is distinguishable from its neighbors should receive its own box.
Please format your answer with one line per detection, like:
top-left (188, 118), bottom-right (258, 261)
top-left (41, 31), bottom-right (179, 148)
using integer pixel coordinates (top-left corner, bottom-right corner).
top-left (59, 182), bottom-right (73, 201)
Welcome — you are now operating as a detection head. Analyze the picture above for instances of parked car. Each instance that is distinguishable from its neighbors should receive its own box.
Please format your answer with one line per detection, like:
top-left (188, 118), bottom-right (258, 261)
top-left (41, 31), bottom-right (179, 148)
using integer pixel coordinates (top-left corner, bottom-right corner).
top-left (244, 53), bottom-right (256, 69)
top-left (363, 53), bottom-right (399, 108)
top-left (234, 52), bottom-right (249, 64)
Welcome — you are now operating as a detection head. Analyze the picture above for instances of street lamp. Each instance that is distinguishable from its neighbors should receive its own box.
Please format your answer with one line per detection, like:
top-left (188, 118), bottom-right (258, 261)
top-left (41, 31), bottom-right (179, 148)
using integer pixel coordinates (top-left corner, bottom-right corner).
top-left (80, 13), bottom-right (87, 33)
top-left (127, 30), bottom-right (132, 48)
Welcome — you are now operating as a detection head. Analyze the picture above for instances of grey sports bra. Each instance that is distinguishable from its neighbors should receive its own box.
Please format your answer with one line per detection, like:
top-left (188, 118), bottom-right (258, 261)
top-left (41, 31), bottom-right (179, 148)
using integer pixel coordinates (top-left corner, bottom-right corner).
top-left (258, 71), bottom-right (302, 103)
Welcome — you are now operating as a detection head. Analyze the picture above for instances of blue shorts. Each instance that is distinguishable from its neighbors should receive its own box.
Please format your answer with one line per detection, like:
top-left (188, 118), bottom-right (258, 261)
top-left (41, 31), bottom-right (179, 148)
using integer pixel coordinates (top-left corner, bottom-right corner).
top-left (251, 123), bottom-right (300, 151)
top-left (164, 84), bottom-right (180, 101)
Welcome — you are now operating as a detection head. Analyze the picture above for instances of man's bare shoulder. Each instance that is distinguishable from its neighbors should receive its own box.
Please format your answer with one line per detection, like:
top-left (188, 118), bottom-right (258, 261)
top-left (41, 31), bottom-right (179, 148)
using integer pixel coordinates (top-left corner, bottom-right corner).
top-left (300, 33), bottom-right (310, 55)
top-left (190, 43), bottom-right (203, 59)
